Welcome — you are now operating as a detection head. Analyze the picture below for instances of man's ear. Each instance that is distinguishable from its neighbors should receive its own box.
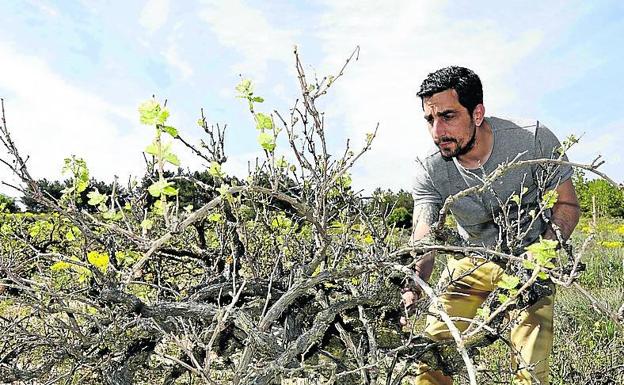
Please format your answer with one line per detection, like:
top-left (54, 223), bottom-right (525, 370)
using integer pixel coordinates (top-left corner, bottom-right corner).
top-left (472, 104), bottom-right (485, 126)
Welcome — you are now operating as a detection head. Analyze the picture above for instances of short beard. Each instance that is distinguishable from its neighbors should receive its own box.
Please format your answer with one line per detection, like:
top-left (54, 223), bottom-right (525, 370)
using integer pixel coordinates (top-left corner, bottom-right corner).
top-left (439, 121), bottom-right (477, 160)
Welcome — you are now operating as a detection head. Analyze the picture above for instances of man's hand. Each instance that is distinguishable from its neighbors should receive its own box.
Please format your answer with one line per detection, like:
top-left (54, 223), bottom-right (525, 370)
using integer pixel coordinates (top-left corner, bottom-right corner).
top-left (400, 287), bottom-right (421, 326)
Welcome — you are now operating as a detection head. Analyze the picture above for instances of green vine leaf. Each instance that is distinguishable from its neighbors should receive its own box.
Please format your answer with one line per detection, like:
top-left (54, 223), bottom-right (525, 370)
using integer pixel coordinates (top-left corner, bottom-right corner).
top-left (162, 125), bottom-right (178, 138)
top-left (158, 109), bottom-right (170, 125)
top-left (146, 140), bottom-right (180, 167)
top-left (208, 161), bottom-right (225, 178)
top-left (102, 209), bottom-right (122, 221)
top-left (258, 132), bottom-right (276, 152)
top-left (362, 233), bottom-right (374, 245)
top-left (141, 219), bottom-right (153, 231)
top-left (87, 251), bottom-right (109, 273)
top-left (525, 238), bottom-right (558, 268)
top-left (208, 213), bottom-right (222, 222)
top-left (161, 142), bottom-right (180, 166)
top-left (270, 214), bottom-right (292, 230)
top-left (235, 79), bottom-right (253, 98)
top-left (522, 259), bottom-right (536, 270)
top-left (338, 174), bottom-right (352, 188)
top-left (329, 220), bottom-right (346, 235)
top-left (139, 99), bottom-right (162, 125)
top-left (217, 184), bottom-right (233, 203)
top-left (497, 273), bottom-right (520, 290)
top-left (256, 113), bottom-right (273, 130)
top-left (537, 271), bottom-right (549, 280)
top-left (51, 261), bottom-right (71, 272)
top-left (145, 141), bottom-right (159, 156)
top-left (148, 180), bottom-right (177, 197)
top-left (65, 230), bottom-right (75, 241)
top-left (87, 190), bottom-right (108, 206)
top-left (542, 190), bottom-right (559, 209)
top-left (476, 307), bottom-right (491, 318)
top-left (163, 152), bottom-right (180, 167)
top-left (153, 200), bottom-right (166, 216)
top-left (62, 156), bottom-right (90, 196)
top-left (276, 156), bottom-right (288, 168)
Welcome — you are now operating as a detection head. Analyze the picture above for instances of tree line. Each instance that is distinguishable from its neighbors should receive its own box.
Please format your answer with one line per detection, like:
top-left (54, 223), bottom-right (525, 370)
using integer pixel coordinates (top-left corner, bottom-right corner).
top-left (2, 170), bottom-right (622, 220)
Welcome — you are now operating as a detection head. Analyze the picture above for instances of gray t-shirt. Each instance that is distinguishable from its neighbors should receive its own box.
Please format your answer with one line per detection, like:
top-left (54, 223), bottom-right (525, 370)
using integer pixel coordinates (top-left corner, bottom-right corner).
top-left (412, 116), bottom-right (573, 254)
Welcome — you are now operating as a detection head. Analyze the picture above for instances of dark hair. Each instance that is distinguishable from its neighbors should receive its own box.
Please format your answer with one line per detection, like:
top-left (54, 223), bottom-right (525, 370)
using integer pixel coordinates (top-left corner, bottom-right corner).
top-left (417, 66), bottom-right (483, 115)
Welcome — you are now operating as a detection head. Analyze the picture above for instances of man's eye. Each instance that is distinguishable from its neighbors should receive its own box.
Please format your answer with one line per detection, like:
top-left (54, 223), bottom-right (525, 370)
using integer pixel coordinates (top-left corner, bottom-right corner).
top-left (443, 114), bottom-right (454, 121)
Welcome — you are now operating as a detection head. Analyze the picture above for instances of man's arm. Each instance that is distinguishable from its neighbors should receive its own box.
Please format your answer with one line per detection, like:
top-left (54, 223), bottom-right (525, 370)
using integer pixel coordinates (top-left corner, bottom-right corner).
top-left (400, 202), bottom-right (440, 325)
top-left (543, 178), bottom-right (580, 242)
top-left (410, 203), bottom-right (439, 283)
top-left (533, 124), bottom-right (579, 241)
top-left (401, 203), bottom-right (439, 316)
top-left (405, 158), bottom-right (443, 318)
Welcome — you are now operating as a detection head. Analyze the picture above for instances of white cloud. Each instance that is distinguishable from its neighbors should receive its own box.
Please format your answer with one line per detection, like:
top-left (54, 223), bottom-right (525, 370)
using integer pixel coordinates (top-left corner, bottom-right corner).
top-left (162, 23), bottom-right (194, 80)
top-left (0, 41), bottom-right (148, 197)
top-left (163, 44), bottom-right (193, 80)
top-left (198, 0), bottom-right (299, 79)
top-left (27, 0), bottom-right (59, 18)
top-left (314, 0), bottom-right (586, 192)
top-left (139, 0), bottom-right (170, 33)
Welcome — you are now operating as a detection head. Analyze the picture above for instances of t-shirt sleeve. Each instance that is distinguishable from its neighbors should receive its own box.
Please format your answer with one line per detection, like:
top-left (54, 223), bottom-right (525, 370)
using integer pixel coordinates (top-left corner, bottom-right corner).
top-left (411, 158), bottom-right (443, 208)
top-left (534, 123), bottom-right (574, 190)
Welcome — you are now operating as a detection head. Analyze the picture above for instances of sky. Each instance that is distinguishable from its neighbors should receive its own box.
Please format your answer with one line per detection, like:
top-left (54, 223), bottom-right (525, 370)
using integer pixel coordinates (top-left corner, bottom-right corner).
top-left (1, 0), bottom-right (623, 198)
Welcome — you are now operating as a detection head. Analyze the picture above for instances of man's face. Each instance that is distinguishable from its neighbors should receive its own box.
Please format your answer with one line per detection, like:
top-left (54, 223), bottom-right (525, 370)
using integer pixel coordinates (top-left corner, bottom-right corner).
top-left (422, 89), bottom-right (477, 158)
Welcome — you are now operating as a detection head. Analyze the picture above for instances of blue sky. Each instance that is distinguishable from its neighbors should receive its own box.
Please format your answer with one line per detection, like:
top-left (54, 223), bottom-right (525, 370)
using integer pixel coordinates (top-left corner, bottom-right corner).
top-left (1, 0), bottom-right (623, 197)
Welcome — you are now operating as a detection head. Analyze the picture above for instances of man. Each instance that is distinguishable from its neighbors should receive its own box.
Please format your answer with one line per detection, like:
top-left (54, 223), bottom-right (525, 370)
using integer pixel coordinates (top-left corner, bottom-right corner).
top-left (404, 66), bottom-right (580, 385)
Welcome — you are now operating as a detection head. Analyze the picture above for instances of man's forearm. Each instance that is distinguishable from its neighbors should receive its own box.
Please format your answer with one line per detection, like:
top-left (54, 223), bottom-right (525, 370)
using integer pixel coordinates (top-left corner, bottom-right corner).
top-left (409, 203), bottom-right (440, 287)
top-left (413, 251), bottom-right (435, 283)
top-left (544, 202), bottom-right (580, 242)
top-left (543, 179), bottom-right (580, 243)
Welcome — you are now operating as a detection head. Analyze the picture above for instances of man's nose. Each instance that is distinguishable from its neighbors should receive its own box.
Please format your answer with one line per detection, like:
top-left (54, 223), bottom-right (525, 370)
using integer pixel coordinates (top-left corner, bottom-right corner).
top-left (431, 118), bottom-right (446, 138)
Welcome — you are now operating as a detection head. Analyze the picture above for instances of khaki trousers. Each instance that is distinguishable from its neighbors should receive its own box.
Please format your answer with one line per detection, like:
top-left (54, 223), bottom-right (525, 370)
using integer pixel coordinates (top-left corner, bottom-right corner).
top-left (413, 257), bottom-right (554, 385)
